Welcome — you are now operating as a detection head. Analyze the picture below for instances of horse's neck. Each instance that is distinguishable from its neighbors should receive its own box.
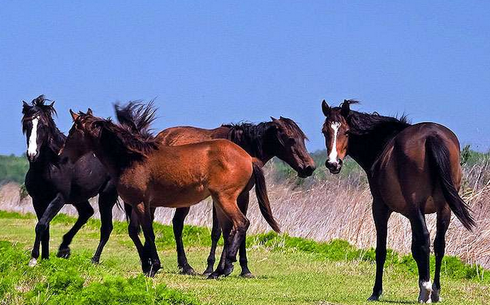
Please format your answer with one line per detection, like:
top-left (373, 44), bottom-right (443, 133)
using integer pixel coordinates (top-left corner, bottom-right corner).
top-left (93, 128), bottom-right (141, 178)
top-left (348, 133), bottom-right (394, 174)
top-left (28, 146), bottom-right (61, 174)
top-left (227, 124), bottom-right (272, 164)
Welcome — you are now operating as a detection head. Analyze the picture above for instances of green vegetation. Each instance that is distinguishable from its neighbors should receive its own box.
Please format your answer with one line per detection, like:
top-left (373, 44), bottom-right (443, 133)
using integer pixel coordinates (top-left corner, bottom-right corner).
top-left (0, 154), bottom-right (28, 185)
top-left (0, 210), bottom-right (488, 304)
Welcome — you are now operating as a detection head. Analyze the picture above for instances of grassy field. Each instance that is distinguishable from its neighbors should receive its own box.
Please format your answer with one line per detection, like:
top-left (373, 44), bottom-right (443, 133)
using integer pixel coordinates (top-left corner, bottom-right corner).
top-left (0, 211), bottom-right (488, 305)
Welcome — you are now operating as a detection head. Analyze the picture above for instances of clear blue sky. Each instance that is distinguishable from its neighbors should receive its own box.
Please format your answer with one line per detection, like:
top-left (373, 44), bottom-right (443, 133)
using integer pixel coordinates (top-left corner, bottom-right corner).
top-left (2, 1), bottom-right (490, 155)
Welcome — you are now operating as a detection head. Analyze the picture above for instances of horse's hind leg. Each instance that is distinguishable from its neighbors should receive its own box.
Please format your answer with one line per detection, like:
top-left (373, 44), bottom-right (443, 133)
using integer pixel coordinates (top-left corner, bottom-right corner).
top-left (91, 187), bottom-right (118, 264)
top-left (208, 194), bottom-right (249, 279)
top-left (172, 207), bottom-right (196, 275)
top-left (57, 200), bottom-right (94, 259)
top-left (368, 202), bottom-right (391, 301)
top-left (203, 204), bottom-right (221, 276)
top-left (409, 210), bottom-right (432, 303)
top-left (432, 208), bottom-right (451, 303)
top-left (237, 192), bottom-right (253, 278)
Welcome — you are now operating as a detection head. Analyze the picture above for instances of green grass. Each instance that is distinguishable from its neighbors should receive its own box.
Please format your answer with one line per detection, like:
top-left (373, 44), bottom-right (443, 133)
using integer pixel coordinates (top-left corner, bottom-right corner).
top-left (0, 211), bottom-right (488, 304)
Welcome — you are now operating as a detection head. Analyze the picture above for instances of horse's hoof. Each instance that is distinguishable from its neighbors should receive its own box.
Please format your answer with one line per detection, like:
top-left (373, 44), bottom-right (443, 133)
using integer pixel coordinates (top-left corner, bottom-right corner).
top-left (240, 272), bottom-right (255, 278)
top-left (28, 258), bottom-right (38, 267)
top-left (207, 272), bottom-right (220, 280)
top-left (91, 257), bottom-right (100, 265)
top-left (418, 281), bottom-right (432, 303)
top-left (180, 265), bottom-right (197, 276)
top-left (367, 295), bottom-right (380, 301)
top-left (202, 268), bottom-right (214, 277)
top-left (431, 284), bottom-right (441, 303)
top-left (223, 265), bottom-right (234, 277)
top-left (57, 248), bottom-right (71, 259)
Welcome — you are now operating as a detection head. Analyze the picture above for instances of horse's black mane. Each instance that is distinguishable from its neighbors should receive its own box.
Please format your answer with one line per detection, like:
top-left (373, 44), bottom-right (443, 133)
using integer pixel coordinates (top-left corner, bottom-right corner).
top-left (22, 95), bottom-right (66, 154)
top-left (338, 100), bottom-right (411, 136)
top-left (222, 117), bottom-right (307, 158)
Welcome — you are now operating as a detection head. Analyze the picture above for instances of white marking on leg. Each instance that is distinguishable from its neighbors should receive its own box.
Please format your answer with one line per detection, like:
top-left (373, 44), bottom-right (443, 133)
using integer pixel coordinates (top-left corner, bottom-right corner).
top-left (28, 258), bottom-right (38, 267)
top-left (328, 122), bottom-right (341, 163)
top-left (27, 117), bottom-right (39, 158)
top-left (418, 280), bottom-right (432, 303)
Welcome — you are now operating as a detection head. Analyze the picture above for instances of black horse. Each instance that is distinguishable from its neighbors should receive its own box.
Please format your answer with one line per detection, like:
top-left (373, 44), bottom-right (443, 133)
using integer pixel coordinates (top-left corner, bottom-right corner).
top-left (321, 100), bottom-right (474, 303)
top-left (21, 95), bottom-right (118, 266)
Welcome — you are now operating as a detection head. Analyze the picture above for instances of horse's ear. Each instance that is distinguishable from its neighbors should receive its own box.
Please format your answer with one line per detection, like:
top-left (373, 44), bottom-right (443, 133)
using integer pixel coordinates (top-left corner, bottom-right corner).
top-left (341, 100), bottom-right (350, 117)
top-left (49, 101), bottom-right (55, 107)
top-left (70, 109), bottom-right (79, 122)
top-left (270, 116), bottom-right (278, 121)
top-left (87, 108), bottom-right (93, 116)
top-left (321, 100), bottom-right (330, 117)
top-left (22, 101), bottom-right (30, 114)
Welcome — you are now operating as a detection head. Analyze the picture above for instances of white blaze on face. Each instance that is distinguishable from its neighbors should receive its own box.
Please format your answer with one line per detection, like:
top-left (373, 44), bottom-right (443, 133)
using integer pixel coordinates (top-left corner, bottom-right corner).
top-left (27, 117), bottom-right (39, 158)
top-left (328, 122), bottom-right (341, 163)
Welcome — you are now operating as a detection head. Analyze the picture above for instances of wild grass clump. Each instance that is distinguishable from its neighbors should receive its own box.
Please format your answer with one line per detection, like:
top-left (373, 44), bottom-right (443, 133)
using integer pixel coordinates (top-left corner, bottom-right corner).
top-left (0, 241), bottom-right (199, 305)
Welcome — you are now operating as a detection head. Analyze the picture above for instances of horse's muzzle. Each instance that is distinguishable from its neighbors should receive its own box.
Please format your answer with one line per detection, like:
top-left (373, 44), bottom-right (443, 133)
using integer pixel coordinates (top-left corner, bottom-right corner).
top-left (325, 159), bottom-right (342, 174)
top-left (298, 164), bottom-right (316, 178)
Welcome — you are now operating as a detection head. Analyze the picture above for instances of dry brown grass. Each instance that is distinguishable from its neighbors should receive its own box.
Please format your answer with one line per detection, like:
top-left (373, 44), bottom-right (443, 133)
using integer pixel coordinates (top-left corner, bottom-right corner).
top-left (1, 159), bottom-right (489, 269)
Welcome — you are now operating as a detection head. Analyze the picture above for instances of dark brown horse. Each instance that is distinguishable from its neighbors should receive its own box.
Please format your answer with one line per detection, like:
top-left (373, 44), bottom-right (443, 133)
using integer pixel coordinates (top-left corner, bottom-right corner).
top-left (321, 100), bottom-right (475, 303)
top-left (116, 102), bottom-right (315, 277)
top-left (63, 104), bottom-right (280, 278)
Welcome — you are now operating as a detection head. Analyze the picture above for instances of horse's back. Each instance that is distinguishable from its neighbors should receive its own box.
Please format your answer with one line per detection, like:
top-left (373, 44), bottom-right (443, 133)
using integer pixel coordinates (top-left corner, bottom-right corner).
top-left (374, 122), bottom-right (461, 215)
top-left (156, 126), bottom-right (229, 146)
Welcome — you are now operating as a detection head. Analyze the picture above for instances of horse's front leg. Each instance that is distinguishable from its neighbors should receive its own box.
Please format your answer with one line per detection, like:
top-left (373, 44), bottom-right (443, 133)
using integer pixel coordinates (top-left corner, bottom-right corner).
top-left (91, 187), bottom-right (118, 264)
top-left (203, 204), bottom-right (221, 276)
top-left (172, 207), bottom-right (196, 275)
top-left (32, 199), bottom-right (49, 263)
top-left (30, 193), bottom-right (65, 267)
top-left (57, 200), bottom-right (94, 259)
top-left (368, 202), bottom-right (391, 301)
top-left (134, 202), bottom-right (161, 277)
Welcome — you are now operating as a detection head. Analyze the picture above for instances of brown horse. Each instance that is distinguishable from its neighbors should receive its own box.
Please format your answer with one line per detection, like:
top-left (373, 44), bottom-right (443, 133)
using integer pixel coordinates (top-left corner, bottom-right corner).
top-left (116, 102), bottom-right (315, 277)
top-left (321, 100), bottom-right (475, 303)
top-left (63, 105), bottom-right (280, 278)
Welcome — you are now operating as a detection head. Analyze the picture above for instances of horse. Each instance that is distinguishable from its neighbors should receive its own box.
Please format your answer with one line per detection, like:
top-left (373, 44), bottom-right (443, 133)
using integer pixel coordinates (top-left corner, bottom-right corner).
top-left (21, 95), bottom-right (118, 266)
top-left (320, 100), bottom-right (475, 303)
top-left (63, 104), bottom-right (280, 278)
top-left (115, 102), bottom-right (315, 277)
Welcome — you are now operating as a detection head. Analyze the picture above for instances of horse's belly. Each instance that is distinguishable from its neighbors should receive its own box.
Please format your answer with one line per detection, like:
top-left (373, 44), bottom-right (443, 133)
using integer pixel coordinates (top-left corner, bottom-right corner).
top-left (149, 184), bottom-right (211, 208)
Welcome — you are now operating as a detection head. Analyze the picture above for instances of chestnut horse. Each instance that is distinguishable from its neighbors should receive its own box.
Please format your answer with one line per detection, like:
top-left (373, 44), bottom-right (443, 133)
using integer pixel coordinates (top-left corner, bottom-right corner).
top-left (63, 105), bottom-right (280, 278)
top-left (321, 100), bottom-right (474, 303)
top-left (116, 102), bottom-right (314, 277)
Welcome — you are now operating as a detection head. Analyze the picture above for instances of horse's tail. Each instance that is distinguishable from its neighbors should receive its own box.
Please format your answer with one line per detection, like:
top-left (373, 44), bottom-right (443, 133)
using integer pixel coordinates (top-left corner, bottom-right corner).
top-left (252, 160), bottom-right (280, 233)
top-left (426, 136), bottom-right (475, 231)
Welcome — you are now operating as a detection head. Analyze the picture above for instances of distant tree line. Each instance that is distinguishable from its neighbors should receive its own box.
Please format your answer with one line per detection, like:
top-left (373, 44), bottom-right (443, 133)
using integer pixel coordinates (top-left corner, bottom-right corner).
top-left (0, 147), bottom-right (488, 185)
